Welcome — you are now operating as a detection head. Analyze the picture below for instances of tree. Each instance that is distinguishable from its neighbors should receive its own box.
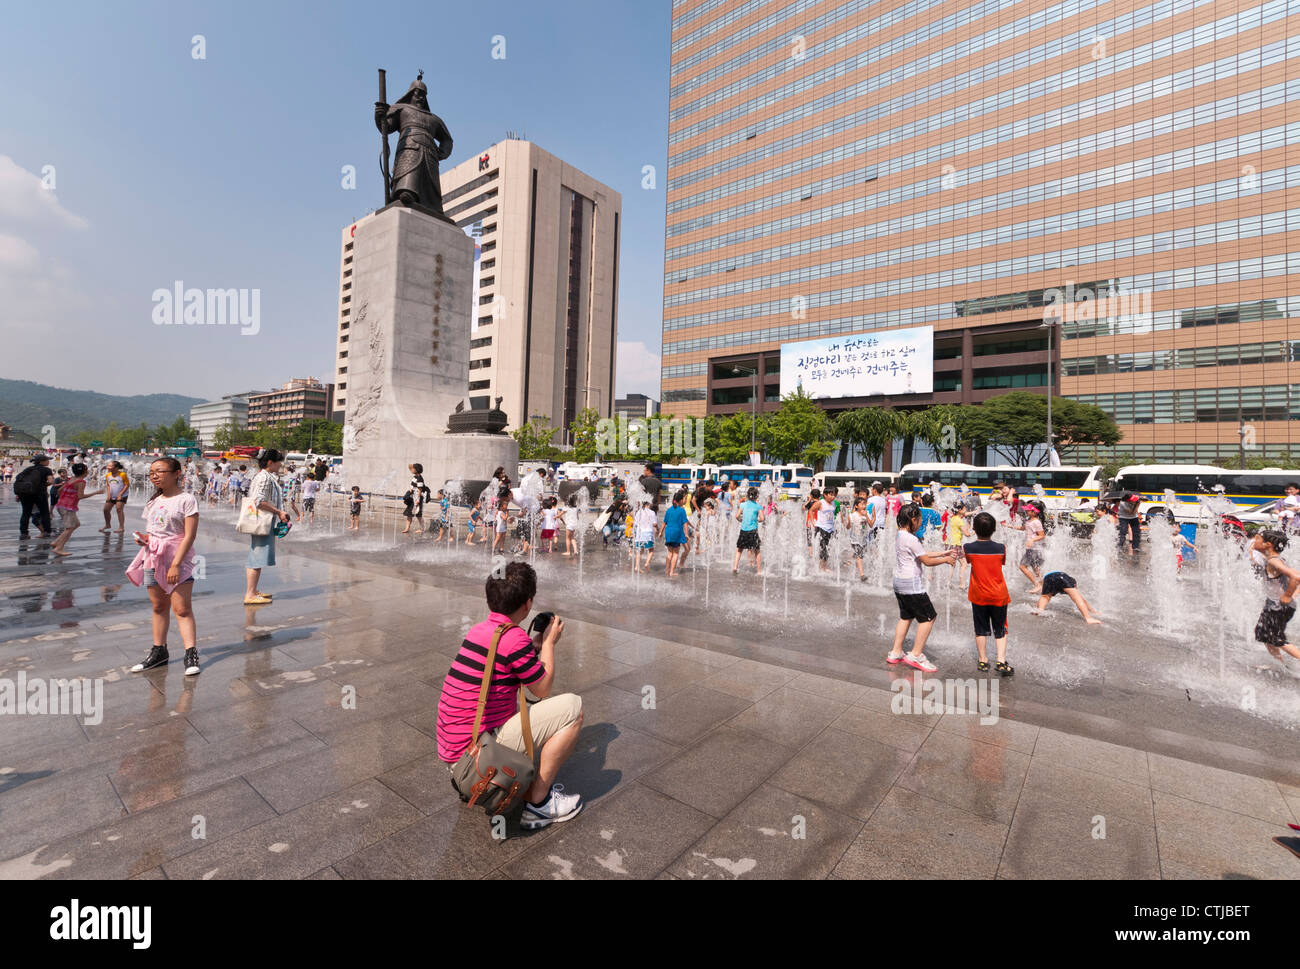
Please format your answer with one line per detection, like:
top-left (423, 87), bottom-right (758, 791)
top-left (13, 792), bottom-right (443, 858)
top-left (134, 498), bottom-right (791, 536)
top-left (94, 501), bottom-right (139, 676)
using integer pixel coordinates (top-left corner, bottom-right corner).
top-left (920, 404), bottom-right (966, 461)
top-left (963, 392), bottom-right (1121, 465)
top-left (705, 413), bottom-right (760, 464)
top-left (569, 407), bottom-right (601, 463)
top-left (212, 419), bottom-right (256, 450)
top-left (766, 389), bottom-right (837, 469)
top-left (834, 407), bottom-right (902, 470)
top-left (512, 415), bottom-right (558, 460)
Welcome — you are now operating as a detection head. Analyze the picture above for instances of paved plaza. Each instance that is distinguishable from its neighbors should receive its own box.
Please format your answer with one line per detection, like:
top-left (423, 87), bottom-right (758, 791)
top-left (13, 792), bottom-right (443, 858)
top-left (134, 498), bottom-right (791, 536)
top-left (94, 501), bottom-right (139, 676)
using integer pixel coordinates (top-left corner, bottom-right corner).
top-left (2, 497), bottom-right (1299, 881)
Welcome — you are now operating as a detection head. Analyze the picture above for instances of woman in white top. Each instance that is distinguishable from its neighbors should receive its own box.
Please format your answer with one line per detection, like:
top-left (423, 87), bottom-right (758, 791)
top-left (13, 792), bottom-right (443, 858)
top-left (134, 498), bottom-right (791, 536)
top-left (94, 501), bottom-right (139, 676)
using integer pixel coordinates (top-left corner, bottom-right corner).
top-left (244, 448), bottom-right (290, 605)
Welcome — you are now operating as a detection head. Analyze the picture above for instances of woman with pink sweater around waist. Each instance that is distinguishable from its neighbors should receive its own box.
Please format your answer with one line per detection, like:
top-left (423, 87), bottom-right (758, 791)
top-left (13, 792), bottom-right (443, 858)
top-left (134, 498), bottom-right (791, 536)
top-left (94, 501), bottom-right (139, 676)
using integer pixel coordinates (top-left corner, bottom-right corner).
top-left (126, 457), bottom-right (201, 676)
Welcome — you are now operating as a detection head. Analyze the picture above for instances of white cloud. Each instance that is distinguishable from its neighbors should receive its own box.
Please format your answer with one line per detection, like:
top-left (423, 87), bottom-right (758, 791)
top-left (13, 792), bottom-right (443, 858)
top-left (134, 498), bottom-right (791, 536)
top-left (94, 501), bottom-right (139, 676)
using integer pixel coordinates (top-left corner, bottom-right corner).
top-left (0, 156), bottom-right (89, 231)
top-left (616, 340), bottom-right (661, 400)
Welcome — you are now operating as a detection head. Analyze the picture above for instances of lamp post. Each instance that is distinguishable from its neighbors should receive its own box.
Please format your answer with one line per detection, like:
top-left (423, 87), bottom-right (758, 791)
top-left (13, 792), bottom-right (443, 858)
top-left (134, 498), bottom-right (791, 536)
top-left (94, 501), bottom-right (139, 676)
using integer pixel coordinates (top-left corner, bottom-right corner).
top-left (1039, 317), bottom-right (1058, 466)
top-left (732, 365), bottom-right (758, 452)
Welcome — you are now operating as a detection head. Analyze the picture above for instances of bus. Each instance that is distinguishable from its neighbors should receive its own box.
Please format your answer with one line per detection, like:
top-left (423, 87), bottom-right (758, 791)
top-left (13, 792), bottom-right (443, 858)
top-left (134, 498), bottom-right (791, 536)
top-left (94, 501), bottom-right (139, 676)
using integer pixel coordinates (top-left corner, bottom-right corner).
top-left (715, 464), bottom-right (813, 496)
top-left (897, 463), bottom-right (1106, 510)
top-left (813, 470), bottom-right (902, 493)
top-left (660, 463), bottom-right (720, 491)
top-left (1112, 465), bottom-right (1300, 521)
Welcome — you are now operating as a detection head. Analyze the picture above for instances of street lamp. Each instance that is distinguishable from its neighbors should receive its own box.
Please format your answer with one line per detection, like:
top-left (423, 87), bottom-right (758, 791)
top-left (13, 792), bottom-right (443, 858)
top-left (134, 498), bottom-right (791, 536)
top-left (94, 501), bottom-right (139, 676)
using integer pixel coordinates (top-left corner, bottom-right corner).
top-left (1039, 316), bottom-right (1059, 467)
top-left (732, 365), bottom-right (758, 452)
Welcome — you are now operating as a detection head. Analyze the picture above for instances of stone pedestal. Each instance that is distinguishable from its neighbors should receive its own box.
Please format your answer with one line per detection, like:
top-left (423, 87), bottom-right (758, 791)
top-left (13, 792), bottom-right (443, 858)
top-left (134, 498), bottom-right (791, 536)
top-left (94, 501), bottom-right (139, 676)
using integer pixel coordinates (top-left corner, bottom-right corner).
top-left (342, 205), bottom-right (518, 494)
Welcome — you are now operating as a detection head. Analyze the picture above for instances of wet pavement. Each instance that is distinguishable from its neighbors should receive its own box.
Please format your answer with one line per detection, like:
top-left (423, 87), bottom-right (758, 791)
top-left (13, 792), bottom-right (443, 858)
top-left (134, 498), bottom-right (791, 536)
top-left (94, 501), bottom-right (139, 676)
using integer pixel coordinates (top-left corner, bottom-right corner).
top-left (1, 494), bottom-right (1299, 880)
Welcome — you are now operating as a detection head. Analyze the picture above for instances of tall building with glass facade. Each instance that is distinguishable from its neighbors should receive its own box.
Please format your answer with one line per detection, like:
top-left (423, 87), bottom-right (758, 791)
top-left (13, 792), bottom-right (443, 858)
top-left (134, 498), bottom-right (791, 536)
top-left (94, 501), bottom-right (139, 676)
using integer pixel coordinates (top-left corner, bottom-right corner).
top-left (662, 0), bottom-right (1300, 463)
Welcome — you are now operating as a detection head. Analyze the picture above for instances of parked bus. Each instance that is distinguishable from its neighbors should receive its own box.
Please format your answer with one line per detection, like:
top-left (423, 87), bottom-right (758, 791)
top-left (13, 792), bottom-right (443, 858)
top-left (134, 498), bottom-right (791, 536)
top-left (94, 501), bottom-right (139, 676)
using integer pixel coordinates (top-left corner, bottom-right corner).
top-left (660, 463), bottom-right (720, 491)
top-left (715, 463), bottom-right (813, 496)
top-left (898, 463), bottom-right (1106, 510)
top-left (813, 470), bottom-right (902, 494)
top-left (1112, 465), bottom-right (1300, 521)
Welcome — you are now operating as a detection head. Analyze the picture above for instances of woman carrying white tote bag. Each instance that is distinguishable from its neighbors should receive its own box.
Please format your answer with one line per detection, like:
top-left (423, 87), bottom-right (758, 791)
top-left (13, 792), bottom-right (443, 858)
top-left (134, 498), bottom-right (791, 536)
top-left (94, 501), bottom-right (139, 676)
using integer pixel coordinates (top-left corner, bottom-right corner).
top-left (241, 448), bottom-right (289, 605)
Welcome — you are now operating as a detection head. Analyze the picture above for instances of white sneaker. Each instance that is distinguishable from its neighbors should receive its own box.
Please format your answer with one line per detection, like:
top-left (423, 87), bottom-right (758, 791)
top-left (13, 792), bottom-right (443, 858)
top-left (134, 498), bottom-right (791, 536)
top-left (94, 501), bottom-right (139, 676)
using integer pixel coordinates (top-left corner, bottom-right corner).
top-left (520, 784), bottom-right (584, 830)
top-left (902, 653), bottom-right (938, 673)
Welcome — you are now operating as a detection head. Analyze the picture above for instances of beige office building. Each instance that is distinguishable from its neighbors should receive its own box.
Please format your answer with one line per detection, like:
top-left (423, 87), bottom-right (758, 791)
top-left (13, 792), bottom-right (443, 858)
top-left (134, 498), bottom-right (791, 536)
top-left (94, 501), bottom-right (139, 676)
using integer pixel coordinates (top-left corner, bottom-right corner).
top-left (336, 141), bottom-right (621, 440)
top-left (441, 139), bottom-right (620, 440)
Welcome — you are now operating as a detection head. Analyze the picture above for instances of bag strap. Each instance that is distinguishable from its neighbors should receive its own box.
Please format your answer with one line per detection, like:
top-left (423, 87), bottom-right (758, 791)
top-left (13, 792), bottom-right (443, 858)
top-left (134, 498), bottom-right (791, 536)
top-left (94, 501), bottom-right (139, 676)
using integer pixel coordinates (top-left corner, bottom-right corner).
top-left (469, 623), bottom-right (534, 760)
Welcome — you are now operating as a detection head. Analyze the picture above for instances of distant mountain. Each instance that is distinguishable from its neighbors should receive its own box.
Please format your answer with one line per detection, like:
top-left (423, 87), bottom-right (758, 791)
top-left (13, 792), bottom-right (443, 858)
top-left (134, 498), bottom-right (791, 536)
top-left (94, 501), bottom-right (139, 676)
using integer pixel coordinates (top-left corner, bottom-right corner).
top-left (0, 378), bottom-right (204, 437)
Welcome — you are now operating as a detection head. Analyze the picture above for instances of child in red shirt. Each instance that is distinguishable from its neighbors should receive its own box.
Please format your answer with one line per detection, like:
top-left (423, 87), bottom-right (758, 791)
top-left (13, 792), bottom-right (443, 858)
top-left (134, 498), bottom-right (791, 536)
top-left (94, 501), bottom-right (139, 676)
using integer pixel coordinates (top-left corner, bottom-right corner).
top-left (963, 511), bottom-right (1013, 676)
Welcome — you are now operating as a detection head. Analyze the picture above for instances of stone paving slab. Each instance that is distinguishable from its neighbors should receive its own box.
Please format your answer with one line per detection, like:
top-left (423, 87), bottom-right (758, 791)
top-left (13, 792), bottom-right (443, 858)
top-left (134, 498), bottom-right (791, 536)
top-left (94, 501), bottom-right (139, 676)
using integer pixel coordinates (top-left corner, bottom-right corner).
top-left (1, 501), bottom-right (1299, 879)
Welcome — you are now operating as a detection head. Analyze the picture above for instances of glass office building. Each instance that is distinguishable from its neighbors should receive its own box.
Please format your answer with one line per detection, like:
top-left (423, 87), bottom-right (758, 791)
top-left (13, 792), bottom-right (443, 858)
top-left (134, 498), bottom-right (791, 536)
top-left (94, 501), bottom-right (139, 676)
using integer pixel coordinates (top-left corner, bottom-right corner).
top-left (662, 0), bottom-right (1300, 463)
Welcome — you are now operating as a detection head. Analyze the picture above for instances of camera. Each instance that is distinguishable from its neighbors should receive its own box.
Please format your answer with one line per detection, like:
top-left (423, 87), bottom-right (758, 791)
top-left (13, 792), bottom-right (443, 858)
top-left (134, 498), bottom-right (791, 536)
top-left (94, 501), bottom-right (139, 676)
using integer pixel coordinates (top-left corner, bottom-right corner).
top-left (529, 611), bottom-right (555, 637)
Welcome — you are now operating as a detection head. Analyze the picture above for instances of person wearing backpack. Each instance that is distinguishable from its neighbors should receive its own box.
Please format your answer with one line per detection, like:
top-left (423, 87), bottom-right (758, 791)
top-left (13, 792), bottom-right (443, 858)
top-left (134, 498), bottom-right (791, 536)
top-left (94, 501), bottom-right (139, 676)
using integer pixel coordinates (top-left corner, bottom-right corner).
top-left (15, 455), bottom-right (55, 539)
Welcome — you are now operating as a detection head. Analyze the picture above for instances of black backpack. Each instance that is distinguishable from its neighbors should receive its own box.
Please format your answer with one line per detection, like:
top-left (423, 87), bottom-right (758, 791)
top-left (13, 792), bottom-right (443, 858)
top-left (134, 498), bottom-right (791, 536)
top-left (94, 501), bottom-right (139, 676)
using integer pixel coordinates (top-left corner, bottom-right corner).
top-left (13, 466), bottom-right (41, 497)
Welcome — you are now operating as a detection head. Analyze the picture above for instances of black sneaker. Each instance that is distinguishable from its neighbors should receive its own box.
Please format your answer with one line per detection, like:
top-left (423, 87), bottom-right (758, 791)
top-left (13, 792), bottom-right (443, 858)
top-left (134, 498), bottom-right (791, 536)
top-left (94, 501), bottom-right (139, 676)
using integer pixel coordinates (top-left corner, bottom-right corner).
top-left (131, 645), bottom-right (169, 672)
top-left (184, 648), bottom-right (201, 676)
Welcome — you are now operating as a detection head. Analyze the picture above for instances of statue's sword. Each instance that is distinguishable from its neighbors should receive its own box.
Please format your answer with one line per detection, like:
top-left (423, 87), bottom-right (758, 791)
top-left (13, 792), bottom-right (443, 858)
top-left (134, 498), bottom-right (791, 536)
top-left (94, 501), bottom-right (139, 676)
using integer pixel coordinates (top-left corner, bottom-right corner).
top-left (378, 68), bottom-right (391, 205)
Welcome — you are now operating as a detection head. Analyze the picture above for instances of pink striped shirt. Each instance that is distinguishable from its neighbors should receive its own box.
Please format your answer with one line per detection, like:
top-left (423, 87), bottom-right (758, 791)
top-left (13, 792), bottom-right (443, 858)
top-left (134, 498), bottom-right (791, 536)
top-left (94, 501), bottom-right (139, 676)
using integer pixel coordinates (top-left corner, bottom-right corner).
top-left (436, 614), bottom-right (545, 762)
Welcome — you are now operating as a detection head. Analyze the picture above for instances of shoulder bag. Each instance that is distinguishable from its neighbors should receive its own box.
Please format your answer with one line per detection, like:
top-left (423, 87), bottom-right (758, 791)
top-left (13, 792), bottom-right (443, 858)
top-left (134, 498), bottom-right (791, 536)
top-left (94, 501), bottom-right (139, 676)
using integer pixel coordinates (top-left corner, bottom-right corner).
top-left (449, 622), bottom-right (536, 817)
top-left (236, 473), bottom-right (274, 535)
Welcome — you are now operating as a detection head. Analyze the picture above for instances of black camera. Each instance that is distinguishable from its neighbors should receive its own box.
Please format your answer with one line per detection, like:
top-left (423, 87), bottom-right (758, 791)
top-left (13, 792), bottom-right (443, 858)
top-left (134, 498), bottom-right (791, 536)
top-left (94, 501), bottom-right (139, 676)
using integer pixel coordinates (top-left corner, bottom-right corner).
top-left (529, 611), bottom-right (555, 637)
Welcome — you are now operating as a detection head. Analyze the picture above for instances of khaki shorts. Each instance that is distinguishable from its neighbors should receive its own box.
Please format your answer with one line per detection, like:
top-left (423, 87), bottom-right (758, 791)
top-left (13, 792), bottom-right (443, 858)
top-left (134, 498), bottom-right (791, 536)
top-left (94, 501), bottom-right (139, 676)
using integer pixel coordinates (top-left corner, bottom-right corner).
top-left (58, 509), bottom-right (80, 529)
top-left (493, 693), bottom-right (583, 758)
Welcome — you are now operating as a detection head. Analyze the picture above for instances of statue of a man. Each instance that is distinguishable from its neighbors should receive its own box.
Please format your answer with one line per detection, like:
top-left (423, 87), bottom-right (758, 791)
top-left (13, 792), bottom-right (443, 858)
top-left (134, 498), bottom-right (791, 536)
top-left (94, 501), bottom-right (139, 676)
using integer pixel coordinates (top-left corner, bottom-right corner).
top-left (374, 72), bottom-right (454, 222)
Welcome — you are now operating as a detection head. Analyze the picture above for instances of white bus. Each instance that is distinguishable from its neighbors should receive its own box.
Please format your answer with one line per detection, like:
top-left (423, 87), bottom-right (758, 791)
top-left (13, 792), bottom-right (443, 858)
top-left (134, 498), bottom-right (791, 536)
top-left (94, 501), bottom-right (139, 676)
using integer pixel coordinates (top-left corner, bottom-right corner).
top-left (813, 470), bottom-right (902, 493)
top-left (715, 463), bottom-right (814, 496)
top-left (1112, 465), bottom-right (1300, 521)
top-left (660, 463), bottom-right (720, 491)
top-left (897, 463), bottom-right (1106, 511)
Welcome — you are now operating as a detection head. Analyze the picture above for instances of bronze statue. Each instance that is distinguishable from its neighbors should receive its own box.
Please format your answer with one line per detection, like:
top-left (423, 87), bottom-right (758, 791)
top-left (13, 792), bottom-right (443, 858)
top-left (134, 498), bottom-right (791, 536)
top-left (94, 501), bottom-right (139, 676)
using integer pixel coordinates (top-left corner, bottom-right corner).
top-left (375, 70), bottom-right (454, 222)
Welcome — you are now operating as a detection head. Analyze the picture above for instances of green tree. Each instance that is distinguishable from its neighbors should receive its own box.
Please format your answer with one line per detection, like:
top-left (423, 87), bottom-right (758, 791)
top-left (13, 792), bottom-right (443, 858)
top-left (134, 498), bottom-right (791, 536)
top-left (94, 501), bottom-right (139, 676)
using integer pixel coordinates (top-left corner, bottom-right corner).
top-left (921, 404), bottom-right (966, 461)
top-left (766, 389), bottom-right (836, 468)
top-left (512, 415), bottom-right (558, 460)
top-left (834, 407), bottom-right (902, 470)
top-left (703, 413), bottom-right (758, 464)
top-left (569, 407), bottom-right (601, 463)
top-left (964, 392), bottom-right (1121, 465)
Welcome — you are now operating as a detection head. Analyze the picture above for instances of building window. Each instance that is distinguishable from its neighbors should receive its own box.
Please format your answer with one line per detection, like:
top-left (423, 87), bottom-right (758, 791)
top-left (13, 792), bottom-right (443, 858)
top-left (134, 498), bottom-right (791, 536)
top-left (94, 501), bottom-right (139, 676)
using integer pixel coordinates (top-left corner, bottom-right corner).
top-left (477, 315), bottom-right (494, 326)
top-left (468, 379), bottom-right (490, 390)
top-left (480, 276), bottom-right (495, 287)
top-left (481, 258), bottom-right (496, 270)
top-left (469, 358), bottom-right (491, 370)
top-left (470, 335), bottom-right (493, 348)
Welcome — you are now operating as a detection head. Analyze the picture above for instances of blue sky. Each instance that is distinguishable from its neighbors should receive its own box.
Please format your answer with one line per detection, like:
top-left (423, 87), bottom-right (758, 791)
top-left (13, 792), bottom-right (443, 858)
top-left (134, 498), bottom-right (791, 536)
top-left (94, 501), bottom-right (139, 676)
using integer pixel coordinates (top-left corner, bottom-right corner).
top-left (0, 0), bottom-right (669, 403)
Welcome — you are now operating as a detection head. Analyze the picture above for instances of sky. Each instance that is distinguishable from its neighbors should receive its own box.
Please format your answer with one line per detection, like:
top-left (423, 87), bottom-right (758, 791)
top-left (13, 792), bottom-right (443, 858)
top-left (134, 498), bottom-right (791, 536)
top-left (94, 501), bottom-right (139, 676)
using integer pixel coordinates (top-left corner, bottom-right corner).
top-left (0, 0), bottom-right (670, 403)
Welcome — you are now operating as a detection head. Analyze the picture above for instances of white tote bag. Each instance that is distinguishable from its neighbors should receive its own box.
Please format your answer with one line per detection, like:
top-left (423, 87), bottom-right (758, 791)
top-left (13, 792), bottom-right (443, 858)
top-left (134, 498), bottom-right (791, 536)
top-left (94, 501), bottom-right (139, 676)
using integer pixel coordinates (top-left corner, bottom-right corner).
top-left (236, 497), bottom-right (273, 535)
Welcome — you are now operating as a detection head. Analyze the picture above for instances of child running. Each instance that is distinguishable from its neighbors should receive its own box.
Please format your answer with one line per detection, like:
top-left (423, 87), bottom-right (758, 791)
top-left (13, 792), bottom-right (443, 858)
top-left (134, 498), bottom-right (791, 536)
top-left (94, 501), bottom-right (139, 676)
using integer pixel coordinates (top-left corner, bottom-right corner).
top-left (633, 500), bottom-right (657, 572)
top-left (1011, 499), bottom-right (1047, 588)
top-left (540, 495), bottom-right (559, 552)
top-left (50, 463), bottom-right (103, 556)
top-left (1251, 530), bottom-right (1300, 667)
top-left (885, 503), bottom-right (959, 672)
top-left (466, 498), bottom-right (484, 545)
top-left (431, 488), bottom-right (453, 543)
top-left (348, 486), bottom-right (365, 531)
top-left (1032, 571), bottom-right (1102, 624)
top-left (733, 486), bottom-right (765, 574)
top-left (126, 457), bottom-right (201, 676)
top-left (944, 502), bottom-right (969, 586)
top-left (849, 496), bottom-right (869, 582)
top-left (663, 490), bottom-right (691, 577)
top-left (493, 498), bottom-right (510, 554)
top-left (302, 475), bottom-right (320, 525)
top-left (964, 512), bottom-right (1013, 675)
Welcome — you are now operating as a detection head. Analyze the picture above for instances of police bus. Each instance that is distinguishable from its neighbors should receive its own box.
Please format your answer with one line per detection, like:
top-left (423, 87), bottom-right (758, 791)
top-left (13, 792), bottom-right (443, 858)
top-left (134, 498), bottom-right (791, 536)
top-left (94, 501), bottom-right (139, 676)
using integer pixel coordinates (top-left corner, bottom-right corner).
top-left (1112, 465), bottom-right (1300, 521)
top-left (897, 463), bottom-right (1107, 511)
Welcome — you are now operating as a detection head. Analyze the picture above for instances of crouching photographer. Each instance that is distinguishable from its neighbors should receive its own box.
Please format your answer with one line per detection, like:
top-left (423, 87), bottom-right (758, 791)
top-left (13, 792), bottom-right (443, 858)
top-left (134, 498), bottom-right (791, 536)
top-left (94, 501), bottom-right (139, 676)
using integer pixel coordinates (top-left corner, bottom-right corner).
top-left (436, 561), bottom-right (584, 830)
